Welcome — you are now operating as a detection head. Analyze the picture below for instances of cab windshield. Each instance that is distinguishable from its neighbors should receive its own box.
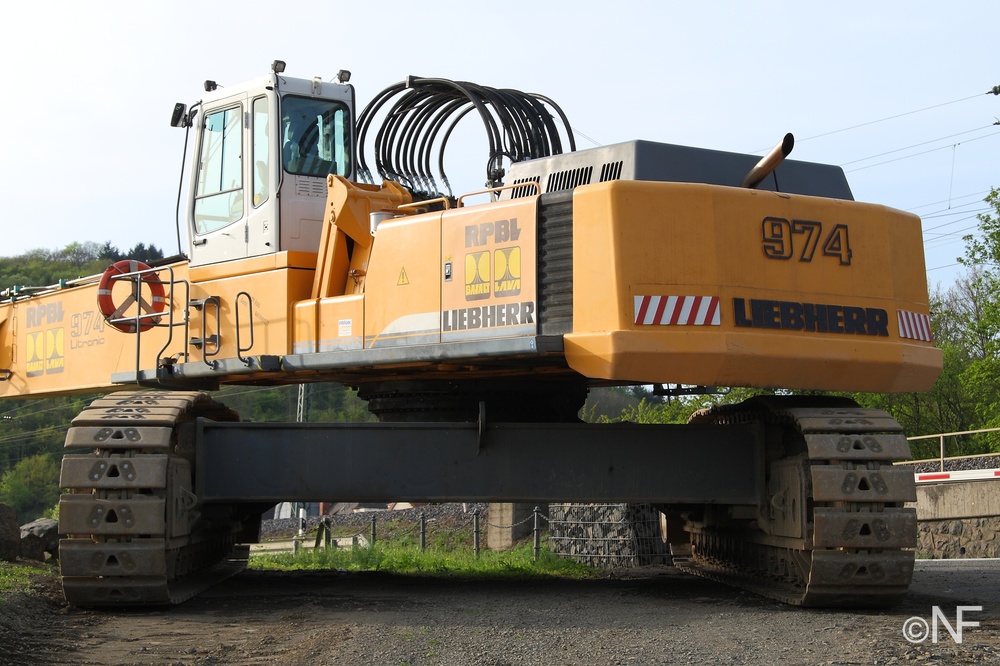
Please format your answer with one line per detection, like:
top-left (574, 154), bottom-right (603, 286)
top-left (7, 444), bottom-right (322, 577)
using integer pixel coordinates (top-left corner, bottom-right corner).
top-left (281, 96), bottom-right (351, 177)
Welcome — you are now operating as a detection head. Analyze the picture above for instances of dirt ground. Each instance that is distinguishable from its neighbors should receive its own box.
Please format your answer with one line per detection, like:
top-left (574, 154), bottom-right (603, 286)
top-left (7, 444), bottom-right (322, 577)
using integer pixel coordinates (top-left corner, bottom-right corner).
top-left (1, 560), bottom-right (999, 666)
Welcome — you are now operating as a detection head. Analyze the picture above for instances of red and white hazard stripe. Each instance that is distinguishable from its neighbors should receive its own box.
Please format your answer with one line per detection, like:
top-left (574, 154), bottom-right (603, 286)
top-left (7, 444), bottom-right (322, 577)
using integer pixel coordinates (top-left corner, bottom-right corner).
top-left (915, 469), bottom-right (1000, 483)
top-left (634, 295), bottom-right (721, 326)
top-left (898, 310), bottom-right (932, 342)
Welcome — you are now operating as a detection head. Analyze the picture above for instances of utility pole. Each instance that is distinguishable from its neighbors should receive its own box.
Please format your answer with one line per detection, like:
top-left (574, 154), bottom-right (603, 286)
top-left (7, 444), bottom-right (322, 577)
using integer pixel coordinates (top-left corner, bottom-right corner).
top-left (296, 384), bottom-right (310, 423)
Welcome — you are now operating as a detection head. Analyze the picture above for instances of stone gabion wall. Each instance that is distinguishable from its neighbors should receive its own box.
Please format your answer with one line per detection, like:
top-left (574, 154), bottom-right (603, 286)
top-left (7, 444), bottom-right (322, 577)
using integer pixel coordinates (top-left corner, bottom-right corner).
top-left (547, 503), bottom-right (669, 567)
top-left (917, 517), bottom-right (1000, 559)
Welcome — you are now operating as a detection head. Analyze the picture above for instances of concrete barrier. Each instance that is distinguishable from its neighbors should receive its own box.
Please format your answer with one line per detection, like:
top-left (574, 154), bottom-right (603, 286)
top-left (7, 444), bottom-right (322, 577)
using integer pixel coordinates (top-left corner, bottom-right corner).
top-left (914, 479), bottom-right (1000, 559)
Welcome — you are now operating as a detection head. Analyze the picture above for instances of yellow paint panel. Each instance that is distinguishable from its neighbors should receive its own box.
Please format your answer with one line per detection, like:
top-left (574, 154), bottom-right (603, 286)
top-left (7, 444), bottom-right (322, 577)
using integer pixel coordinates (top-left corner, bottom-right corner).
top-left (0, 269), bottom-right (186, 397)
top-left (188, 265), bottom-right (314, 358)
top-left (565, 181), bottom-right (942, 393)
top-left (293, 300), bottom-right (319, 354)
top-left (440, 197), bottom-right (538, 342)
top-left (0, 256), bottom-right (316, 397)
top-left (318, 295), bottom-right (364, 352)
top-left (364, 213), bottom-right (442, 348)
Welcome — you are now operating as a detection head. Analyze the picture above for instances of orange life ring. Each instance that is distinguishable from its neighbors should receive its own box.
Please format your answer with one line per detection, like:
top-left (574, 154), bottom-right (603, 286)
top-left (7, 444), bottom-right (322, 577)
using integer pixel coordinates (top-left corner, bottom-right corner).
top-left (97, 260), bottom-right (166, 333)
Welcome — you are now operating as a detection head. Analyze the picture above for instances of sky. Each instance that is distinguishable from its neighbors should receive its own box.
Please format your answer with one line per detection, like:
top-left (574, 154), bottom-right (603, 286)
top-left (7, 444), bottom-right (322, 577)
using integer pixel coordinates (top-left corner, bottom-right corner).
top-left (2, 1), bottom-right (997, 290)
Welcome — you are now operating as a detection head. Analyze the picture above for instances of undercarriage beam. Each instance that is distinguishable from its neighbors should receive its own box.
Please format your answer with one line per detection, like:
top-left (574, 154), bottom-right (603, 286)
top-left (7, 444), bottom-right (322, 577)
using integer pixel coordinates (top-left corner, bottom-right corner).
top-left (195, 420), bottom-right (763, 505)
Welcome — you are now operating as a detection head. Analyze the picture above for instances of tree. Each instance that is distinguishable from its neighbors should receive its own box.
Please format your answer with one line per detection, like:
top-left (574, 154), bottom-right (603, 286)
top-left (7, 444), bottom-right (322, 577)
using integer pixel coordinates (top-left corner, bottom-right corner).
top-left (959, 187), bottom-right (1000, 270)
top-left (915, 186), bottom-right (1000, 453)
top-left (0, 454), bottom-right (61, 523)
top-left (124, 243), bottom-right (164, 263)
top-left (98, 241), bottom-right (122, 261)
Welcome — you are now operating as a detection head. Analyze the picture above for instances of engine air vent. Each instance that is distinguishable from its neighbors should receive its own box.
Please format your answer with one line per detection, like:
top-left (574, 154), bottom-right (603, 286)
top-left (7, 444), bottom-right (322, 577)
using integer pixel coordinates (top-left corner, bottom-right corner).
top-left (509, 176), bottom-right (540, 199)
top-left (546, 166), bottom-right (594, 193)
top-left (599, 161), bottom-right (624, 182)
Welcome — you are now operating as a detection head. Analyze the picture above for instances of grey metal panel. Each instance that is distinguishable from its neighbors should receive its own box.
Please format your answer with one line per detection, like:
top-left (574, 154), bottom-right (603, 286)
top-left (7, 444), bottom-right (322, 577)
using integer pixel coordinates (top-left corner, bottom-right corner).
top-left (111, 335), bottom-right (566, 386)
top-left (503, 140), bottom-right (854, 201)
top-left (195, 420), bottom-right (762, 505)
top-left (284, 335), bottom-right (565, 371)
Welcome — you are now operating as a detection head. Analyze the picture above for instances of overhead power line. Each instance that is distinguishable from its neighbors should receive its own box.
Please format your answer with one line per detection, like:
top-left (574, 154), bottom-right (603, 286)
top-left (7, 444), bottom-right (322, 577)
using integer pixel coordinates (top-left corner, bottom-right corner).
top-left (749, 85), bottom-right (999, 153)
top-left (906, 191), bottom-right (991, 212)
top-left (800, 87), bottom-right (998, 144)
top-left (844, 131), bottom-right (1000, 173)
top-left (839, 126), bottom-right (995, 167)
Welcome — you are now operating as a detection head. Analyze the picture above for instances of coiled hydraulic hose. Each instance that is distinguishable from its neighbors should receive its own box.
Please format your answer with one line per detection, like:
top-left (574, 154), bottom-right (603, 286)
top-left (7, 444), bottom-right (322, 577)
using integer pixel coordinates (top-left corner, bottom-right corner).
top-left (356, 77), bottom-right (574, 199)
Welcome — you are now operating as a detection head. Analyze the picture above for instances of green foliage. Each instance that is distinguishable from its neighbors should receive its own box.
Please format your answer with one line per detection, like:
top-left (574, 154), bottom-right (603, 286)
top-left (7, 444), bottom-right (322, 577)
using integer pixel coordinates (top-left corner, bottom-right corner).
top-left (215, 384), bottom-right (374, 424)
top-left (0, 561), bottom-right (55, 600)
top-left (0, 454), bottom-right (61, 523)
top-left (0, 396), bottom-right (92, 480)
top-left (959, 187), bottom-right (1000, 270)
top-left (836, 188), bottom-right (1000, 457)
top-left (250, 540), bottom-right (596, 579)
top-left (887, 187), bottom-right (1000, 455)
top-left (0, 387), bottom-right (371, 526)
top-left (583, 386), bottom-right (774, 425)
top-left (0, 242), bottom-right (164, 291)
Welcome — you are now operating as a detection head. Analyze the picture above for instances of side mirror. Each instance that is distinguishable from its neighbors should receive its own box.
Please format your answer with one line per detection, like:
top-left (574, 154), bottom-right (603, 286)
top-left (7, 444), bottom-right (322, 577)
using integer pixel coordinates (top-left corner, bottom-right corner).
top-left (170, 103), bottom-right (188, 128)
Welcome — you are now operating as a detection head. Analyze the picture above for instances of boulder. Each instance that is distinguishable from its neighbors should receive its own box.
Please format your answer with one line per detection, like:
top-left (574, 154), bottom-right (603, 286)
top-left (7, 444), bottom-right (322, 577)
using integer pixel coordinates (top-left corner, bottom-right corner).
top-left (19, 533), bottom-right (46, 561)
top-left (0, 504), bottom-right (19, 562)
top-left (20, 518), bottom-right (60, 560)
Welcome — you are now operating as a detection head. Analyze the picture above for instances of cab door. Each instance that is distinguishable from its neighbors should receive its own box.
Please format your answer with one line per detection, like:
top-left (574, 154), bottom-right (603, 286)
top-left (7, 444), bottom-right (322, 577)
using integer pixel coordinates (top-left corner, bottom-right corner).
top-left (189, 93), bottom-right (254, 265)
top-left (246, 94), bottom-right (279, 258)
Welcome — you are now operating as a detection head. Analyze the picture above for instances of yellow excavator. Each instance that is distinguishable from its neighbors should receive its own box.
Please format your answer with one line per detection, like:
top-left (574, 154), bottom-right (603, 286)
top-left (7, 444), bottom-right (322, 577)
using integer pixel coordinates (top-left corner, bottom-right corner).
top-left (0, 60), bottom-right (941, 607)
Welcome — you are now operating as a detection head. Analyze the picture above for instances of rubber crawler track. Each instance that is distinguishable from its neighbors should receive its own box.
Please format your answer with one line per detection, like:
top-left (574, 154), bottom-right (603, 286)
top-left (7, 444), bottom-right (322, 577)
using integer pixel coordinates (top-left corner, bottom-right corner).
top-left (674, 397), bottom-right (918, 608)
top-left (58, 391), bottom-right (255, 606)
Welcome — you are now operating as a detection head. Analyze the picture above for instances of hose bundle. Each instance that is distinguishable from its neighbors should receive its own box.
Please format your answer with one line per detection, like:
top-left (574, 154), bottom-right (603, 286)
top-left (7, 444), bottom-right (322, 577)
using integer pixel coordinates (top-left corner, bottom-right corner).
top-left (356, 76), bottom-right (574, 199)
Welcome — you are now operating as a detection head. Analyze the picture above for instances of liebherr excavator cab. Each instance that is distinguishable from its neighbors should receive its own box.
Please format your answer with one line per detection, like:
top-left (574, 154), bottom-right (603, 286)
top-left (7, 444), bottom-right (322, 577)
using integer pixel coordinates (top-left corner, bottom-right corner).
top-left (0, 62), bottom-right (942, 608)
top-left (171, 60), bottom-right (355, 266)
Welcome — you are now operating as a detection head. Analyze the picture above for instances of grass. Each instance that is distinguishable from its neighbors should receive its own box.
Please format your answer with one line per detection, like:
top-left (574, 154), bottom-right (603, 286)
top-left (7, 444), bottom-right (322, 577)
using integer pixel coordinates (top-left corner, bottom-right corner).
top-left (0, 561), bottom-right (56, 602)
top-left (250, 540), bottom-right (597, 580)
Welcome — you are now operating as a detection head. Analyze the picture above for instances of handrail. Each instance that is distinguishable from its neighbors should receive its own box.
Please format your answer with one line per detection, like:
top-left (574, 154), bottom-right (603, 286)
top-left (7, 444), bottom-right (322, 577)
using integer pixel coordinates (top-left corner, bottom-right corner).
top-left (457, 181), bottom-right (541, 207)
top-left (397, 197), bottom-right (451, 211)
top-left (235, 291), bottom-right (254, 366)
top-left (903, 426), bottom-right (1000, 472)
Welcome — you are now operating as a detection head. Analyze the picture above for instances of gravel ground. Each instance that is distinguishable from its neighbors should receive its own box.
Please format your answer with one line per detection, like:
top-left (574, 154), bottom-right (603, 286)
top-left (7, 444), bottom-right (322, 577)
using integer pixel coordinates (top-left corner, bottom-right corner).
top-left (2, 559), bottom-right (998, 665)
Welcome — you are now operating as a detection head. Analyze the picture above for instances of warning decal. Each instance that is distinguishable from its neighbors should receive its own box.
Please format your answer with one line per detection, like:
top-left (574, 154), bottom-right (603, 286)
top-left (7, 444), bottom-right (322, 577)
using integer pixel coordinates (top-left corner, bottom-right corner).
top-left (635, 295), bottom-right (721, 326)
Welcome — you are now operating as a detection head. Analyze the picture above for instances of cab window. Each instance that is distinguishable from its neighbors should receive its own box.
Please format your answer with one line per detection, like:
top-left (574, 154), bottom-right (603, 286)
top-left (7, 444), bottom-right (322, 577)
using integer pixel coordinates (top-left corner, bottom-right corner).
top-left (194, 105), bottom-right (243, 234)
top-left (281, 96), bottom-right (351, 177)
top-left (252, 96), bottom-right (269, 208)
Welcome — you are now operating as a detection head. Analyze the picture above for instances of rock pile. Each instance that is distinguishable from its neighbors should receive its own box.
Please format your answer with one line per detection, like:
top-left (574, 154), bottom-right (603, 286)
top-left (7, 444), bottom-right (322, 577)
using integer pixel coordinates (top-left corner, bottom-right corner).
top-left (918, 517), bottom-right (1000, 558)
top-left (20, 518), bottom-right (59, 561)
top-left (547, 503), bottom-right (669, 567)
top-left (0, 505), bottom-right (60, 562)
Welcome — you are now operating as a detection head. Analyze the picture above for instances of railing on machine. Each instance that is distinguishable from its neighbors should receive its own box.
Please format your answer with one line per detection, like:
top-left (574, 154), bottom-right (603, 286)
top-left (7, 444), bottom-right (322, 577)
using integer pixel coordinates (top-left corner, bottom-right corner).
top-left (102, 264), bottom-right (192, 382)
top-left (122, 269), bottom-right (258, 377)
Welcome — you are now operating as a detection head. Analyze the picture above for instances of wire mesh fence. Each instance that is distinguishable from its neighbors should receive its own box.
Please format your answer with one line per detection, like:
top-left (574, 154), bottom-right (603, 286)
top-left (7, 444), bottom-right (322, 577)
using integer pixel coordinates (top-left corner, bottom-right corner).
top-left (256, 502), bottom-right (670, 568)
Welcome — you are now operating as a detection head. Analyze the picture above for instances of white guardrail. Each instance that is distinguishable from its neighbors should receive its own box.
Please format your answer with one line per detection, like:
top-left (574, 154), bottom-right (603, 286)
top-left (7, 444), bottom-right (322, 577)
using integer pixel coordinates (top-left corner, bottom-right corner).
top-left (913, 469), bottom-right (1000, 483)
top-left (903, 426), bottom-right (1000, 484)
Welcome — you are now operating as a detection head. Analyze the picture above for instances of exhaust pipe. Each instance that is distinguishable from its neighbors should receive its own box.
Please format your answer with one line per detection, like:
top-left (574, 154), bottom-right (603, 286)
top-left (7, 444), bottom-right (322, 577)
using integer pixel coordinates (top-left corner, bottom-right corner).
top-left (741, 133), bottom-right (794, 189)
